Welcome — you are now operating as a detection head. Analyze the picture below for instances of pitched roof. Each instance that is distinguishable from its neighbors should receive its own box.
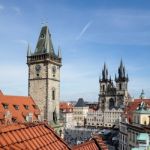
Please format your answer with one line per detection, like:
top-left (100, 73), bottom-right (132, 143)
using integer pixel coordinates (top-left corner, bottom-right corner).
top-left (0, 122), bottom-right (71, 150)
top-left (60, 102), bottom-right (73, 112)
top-left (124, 99), bottom-right (150, 122)
top-left (35, 26), bottom-right (55, 55)
top-left (75, 98), bottom-right (87, 107)
top-left (72, 136), bottom-right (108, 150)
top-left (0, 91), bottom-right (40, 124)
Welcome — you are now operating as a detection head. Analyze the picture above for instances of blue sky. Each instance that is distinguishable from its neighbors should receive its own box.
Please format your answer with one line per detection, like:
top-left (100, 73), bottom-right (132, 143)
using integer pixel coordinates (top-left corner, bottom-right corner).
top-left (0, 0), bottom-right (150, 101)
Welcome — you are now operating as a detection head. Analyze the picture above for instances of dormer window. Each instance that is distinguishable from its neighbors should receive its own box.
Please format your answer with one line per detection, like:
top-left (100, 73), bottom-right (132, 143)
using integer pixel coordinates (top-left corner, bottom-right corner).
top-left (32, 105), bottom-right (38, 109)
top-left (2, 103), bottom-right (8, 109)
top-left (13, 105), bottom-right (19, 110)
top-left (24, 105), bottom-right (29, 110)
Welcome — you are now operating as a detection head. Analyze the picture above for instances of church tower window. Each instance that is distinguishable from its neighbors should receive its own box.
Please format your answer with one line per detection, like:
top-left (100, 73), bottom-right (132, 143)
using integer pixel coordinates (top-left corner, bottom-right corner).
top-left (52, 88), bottom-right (55, 100)
top-left (119, 83), bottom-right (122, 90)
top-left (103, 85), bottom-right (105, 91)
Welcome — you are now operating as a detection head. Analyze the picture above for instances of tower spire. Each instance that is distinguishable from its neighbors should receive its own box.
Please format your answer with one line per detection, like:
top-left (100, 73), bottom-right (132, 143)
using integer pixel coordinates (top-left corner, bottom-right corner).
top-left (58, 46), bottom-right (62, 58)
top-left (27, 44), bottom-right (31, 56)
top-left (140, 89), bottom-right (145, 99)
top-left (35, 26), bottom-right (55, 55)
top-left (102, 63), bottom-right (108, 80)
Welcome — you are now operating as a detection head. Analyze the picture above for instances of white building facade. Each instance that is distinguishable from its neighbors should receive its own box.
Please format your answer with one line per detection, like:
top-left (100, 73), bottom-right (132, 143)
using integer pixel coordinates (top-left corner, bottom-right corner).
top-left (73, 98), bottom-right (89, 126)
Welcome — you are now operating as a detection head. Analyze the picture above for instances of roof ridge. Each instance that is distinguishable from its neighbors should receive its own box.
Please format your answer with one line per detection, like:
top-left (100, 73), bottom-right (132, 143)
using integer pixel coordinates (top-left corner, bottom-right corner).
top-left (0, 123), bottom-right (26, 133)
top-left (4, 95), bottom-right (30, 98)
top-left (44, 123), bottom-right (72, 149)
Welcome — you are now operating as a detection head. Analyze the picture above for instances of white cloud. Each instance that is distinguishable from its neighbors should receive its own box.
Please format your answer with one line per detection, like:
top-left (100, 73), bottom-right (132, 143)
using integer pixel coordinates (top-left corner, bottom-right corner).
top-left (76, 20), bottom-right (93, 40)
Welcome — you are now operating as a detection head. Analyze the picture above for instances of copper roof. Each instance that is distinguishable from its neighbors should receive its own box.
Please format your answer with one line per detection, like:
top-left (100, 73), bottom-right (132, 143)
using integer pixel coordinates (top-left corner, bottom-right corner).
top-left (0, 122), bottom-right (71, 150)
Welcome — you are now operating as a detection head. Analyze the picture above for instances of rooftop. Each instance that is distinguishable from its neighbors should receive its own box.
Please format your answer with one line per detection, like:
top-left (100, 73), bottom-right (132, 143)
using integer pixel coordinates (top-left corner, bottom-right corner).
top-left (72, 135), bottom-right (108, 150)
top-left (0, 122), bottom-right (71, 150)
top-left (75, 98), bottom-right (87, 107)
top-left (0, 90), bottom-right (40, 124)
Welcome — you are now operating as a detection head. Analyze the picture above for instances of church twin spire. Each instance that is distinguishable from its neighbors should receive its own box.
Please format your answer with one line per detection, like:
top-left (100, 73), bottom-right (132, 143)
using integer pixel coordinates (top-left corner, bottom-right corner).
top-left (102, 63), bottom-right (108, 80)
top-left (116, 59), bottom-right (128, 82)
top-left (100, 60), bottom-right (129, 83)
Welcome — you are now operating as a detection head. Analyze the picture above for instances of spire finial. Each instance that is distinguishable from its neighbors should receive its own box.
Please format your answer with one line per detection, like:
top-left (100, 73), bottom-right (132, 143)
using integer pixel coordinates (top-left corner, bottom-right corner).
top-left (140, 89), bottom-right (145, 99)
top-left (58, 46), bottom-right (62, 58)
top-left (27, 43), bottom-right (31, 56)
top-left (102, 62), bottom-right (108, 80)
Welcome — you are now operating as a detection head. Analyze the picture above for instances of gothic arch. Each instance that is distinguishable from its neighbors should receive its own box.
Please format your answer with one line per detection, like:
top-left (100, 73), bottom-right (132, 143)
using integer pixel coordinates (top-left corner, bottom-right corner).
top-left (109, 98), bottom-right (115, 109)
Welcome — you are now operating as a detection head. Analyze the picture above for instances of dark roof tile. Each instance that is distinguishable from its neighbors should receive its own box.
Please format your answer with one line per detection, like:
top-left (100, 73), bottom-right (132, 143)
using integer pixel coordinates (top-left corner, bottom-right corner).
top-left (75, 98), bottom-right (87, 107)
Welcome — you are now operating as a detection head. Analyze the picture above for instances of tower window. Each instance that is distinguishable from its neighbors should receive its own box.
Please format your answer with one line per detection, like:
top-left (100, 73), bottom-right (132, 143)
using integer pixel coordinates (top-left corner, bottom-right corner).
top-left (102, 85), bottom-right (105, 91)
top-left (119, 83), bottom-right (122, 90)
top-left (52, 66), bottom-right (56, 77)
top-left (52, 89), bottom-right (55, 100)
top-left (36, 73), bottom-right (39, 77)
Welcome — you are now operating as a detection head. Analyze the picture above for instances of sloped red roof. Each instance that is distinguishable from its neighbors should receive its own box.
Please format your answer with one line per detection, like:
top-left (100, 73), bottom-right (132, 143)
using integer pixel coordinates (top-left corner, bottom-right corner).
top-left (0, 122), bottom-right (71, 150)
top-left (0, 91), bottom-right (40, 124)
top-left (60, 102), bottom-right (73, 112)
top-left (72, 136), bottom-right (108, 150)
top-left (124, 99), bottom-right (150, 123)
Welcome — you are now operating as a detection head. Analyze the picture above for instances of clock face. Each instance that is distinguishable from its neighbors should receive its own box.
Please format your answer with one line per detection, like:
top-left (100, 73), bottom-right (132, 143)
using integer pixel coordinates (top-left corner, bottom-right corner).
top-left (52, 66), bottom-right (56, 73)
top-left (35, 64), bottom-right (41, 72)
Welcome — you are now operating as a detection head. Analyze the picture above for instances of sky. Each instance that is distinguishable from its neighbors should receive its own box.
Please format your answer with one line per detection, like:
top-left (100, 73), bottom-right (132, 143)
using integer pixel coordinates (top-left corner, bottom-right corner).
top-left (0, 0), bottom-right (150, 101)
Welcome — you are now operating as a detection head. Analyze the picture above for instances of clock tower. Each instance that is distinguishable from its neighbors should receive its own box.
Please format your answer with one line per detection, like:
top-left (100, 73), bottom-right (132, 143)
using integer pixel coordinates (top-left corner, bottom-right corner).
top-left (27, 26), bottom-right (62, 123)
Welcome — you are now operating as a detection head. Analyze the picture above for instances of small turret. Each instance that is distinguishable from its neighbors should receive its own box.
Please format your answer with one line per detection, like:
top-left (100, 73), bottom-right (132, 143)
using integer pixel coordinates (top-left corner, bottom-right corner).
top-left (58, 47), bottom-right (62, 58)
top-left (102, 63), bottom-right (108, 80)
top-left (116, 59), bottom-right (128, 82)
top-left (140, 89), bottom-right (145, 99)
top-left (27, 44), bottom-right (32, 57)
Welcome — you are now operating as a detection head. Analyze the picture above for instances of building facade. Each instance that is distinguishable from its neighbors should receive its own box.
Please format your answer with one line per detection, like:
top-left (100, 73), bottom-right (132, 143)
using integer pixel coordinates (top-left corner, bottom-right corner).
top-left (73, 98), bottom-right (89, 126)
top-left (119, 99), bottom-right (150, 150)
top-left (60, 102), bottom-right (74, 128)
top-left (87, 108), bottom-right (122, 128)
top-left (27, 26), bottom-right (62, 123)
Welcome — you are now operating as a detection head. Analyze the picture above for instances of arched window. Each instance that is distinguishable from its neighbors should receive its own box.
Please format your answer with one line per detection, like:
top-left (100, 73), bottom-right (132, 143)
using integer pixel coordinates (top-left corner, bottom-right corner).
top-left (52, 88), bottom-right (55, 100)
top-left (109, 98), bottom-right (115, 109)
top-left (103, 85), bottom-right (105, 91)
top-left (119, 83), bottom-right (122, 90)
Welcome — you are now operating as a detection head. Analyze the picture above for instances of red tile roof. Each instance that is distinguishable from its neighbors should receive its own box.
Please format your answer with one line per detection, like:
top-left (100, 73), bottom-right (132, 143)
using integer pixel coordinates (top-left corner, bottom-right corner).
top-left (0, 91), bottom-right (40, 124)
top-left (60, 102), bottom-right (73, 113)
top-left (124, 99), bottom-right (150, 123)
top-left (72, 136), bottom-right (108, 150)
top-left (0, 122), bottom-right (71, 150)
